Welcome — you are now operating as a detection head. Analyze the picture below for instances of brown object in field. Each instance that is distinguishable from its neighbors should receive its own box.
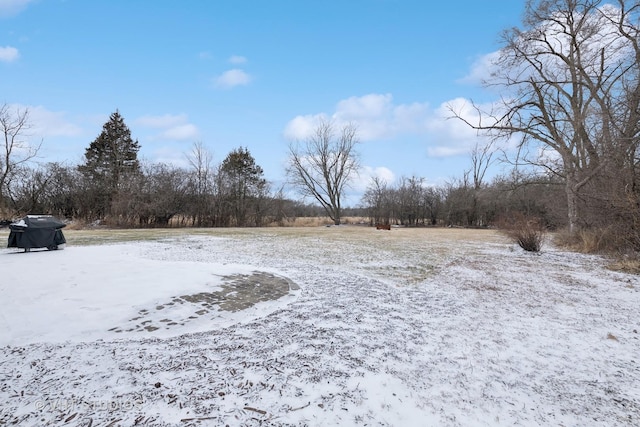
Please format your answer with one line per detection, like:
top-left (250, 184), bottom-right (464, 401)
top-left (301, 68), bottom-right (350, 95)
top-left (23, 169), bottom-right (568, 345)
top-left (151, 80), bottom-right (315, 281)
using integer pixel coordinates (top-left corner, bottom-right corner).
top-left (376, 224), bottom-right (391, 230)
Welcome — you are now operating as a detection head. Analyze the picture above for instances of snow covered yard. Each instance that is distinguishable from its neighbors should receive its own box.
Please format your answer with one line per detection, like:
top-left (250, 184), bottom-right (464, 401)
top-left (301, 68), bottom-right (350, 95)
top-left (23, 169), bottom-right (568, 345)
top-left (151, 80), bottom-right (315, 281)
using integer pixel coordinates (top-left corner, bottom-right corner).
top-left (0, 226), bottom-right (639, 426)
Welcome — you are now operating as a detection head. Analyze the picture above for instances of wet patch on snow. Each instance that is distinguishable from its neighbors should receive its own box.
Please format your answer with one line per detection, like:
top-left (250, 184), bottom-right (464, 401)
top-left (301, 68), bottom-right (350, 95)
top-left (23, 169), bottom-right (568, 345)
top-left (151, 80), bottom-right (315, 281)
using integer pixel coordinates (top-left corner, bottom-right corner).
top-left (109, 271), bottom-right (300, 333)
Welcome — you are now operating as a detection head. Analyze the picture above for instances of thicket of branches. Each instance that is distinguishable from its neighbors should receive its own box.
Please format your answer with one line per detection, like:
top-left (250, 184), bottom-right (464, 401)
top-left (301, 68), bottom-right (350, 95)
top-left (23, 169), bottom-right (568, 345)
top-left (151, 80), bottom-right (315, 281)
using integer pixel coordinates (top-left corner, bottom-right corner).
top-left (360, 172), bottom-right (567, 230)
top-left (2, 158), bottom-right (332, 228)
top-left (0, 110), bottom-right (308, 227)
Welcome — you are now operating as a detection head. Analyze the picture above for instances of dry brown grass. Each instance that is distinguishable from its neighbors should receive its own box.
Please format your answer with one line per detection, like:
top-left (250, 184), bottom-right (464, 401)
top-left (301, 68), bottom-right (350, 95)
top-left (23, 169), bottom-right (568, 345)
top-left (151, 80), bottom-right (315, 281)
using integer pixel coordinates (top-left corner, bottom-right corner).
top-left (29, 224), bottom-right (507, 248)
top-left (607, 258), bottom-right (640, 275)
top-left (552, 227), bottom-right (640, 274)
top-left (554, 228), bottom-right (608, 253)
top-left (266, 216), bottom-right (370, 227)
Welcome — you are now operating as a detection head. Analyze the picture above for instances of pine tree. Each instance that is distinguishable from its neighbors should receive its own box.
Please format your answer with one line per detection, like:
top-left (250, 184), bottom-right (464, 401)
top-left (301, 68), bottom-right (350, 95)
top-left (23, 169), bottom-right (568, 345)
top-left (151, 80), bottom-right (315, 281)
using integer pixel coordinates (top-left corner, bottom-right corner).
top-left (219, 147), bottom-right (267, 226)
top-left (78, 110), bottom-right (141, 218)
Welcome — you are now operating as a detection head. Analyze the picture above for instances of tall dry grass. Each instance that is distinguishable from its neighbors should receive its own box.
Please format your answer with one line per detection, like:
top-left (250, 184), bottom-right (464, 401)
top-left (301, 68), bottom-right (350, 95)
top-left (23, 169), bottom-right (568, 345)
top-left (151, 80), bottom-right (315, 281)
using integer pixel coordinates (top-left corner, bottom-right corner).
top-left (266, 216), bottom-right (369, 227)
top-left (554, 227), bottom-right (640, 274)
top-left (553, 227), bottom-right (620, 254)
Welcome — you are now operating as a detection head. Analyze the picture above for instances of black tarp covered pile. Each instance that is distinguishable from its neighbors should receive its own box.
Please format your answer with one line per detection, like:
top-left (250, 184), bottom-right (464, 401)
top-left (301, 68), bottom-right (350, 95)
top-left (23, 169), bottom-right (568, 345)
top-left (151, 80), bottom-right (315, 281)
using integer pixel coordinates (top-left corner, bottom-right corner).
top-left (7, 215), bottom-right (67, 251)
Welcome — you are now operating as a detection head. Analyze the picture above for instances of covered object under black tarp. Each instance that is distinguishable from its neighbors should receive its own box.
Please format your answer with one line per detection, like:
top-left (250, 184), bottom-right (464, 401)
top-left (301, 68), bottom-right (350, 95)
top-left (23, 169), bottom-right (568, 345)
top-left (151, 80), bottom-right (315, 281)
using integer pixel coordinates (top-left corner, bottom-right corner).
top-left (7, 215), bottom-right (66, 251)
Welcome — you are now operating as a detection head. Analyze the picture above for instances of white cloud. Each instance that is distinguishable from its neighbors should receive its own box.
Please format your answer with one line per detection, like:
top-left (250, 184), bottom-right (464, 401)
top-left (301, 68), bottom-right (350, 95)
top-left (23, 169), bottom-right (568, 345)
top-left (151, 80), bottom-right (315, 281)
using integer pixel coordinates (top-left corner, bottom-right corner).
top-left (228, 55), bottom-right (247, 64)
top-left (0, 105), bottom-right (85, 163)
top-left (214, 69), bottom-right (252, 89)
top-left (158, 124), bottom-right (199, 140)
top-left (135, 113), bottom-right (199, 141)
top-left (284, 93), bottom-right (499, 159)
top-left (0, 45), bottom-right (19, 62)
top-left (426, 97), bottom-right (498, 157)
top-left (458, 51), bottom-right (501, 86)
top-left (354, 165), bottom-right (396, 191)
top-left (23, 105), bottom-right (83, 138)
top-left (283, 113), bottom-right (328, 141)
top-left (335, 93), bottom-right (392, 119)
top-left (148, 146), bottom-right (191, 168)
top-left (460, 4), bottom-right (632, 90)
top-left (284, 93), bottom-right (430, 142)
top-left (0, 0), bottom-right (34, 18)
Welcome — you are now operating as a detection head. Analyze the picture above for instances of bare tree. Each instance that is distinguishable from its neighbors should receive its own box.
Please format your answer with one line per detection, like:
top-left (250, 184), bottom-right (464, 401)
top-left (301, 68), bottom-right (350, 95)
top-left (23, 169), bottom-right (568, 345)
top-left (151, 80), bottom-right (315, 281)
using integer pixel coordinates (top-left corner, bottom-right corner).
top-left (361, 176), bottom-right (391, 225)
top-left (286, 119), bottom-right (360, 225)
top-left (185, 141), bottom-right (214, 226)
top-left (463, 140), bottom-right (497, 226)
top-left (450, 0), bottom-right (640, 235)
top-left (469, 140), bottom-right (496, 191)
top-left (0, 104), bottom-right (40, 212)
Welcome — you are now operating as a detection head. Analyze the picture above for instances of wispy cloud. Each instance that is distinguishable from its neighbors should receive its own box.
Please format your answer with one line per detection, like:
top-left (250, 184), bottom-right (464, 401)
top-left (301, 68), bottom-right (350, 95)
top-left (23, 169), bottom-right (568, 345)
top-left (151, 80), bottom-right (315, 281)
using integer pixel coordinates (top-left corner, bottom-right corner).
top-left (0, 46), bottom-right (19, 62)
top-left (135, 113), bottom-right (199, 141)
top-left (457, 51), bottom-right (500, 86)
top-left (228, 55), bottom-right (247, 64)
top-left (214, 69), bottom-right (252, 89)
top-left (354, 165), bottom-right (396, 191)
top-left (157, 124), bottom-right (199, 140)
top-left (23, 105), bottom-right (83, 138)
top-left (0, 0), bottom-right (34, 18)
top-left (2, 104), bottom-right (84, 161)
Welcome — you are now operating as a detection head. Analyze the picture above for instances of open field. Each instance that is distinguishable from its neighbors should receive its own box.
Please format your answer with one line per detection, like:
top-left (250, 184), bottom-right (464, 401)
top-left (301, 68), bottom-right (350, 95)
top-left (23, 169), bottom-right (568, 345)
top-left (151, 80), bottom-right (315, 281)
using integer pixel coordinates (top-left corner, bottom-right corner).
top-left (1, 226), bottom-right (639, 426)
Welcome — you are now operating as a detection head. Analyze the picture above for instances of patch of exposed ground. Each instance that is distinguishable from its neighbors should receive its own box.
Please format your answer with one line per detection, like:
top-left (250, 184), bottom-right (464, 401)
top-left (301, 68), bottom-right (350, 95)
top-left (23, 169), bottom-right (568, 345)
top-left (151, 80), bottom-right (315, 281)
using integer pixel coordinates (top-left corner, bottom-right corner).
top-left (108, 272), bottom-right (299, 333)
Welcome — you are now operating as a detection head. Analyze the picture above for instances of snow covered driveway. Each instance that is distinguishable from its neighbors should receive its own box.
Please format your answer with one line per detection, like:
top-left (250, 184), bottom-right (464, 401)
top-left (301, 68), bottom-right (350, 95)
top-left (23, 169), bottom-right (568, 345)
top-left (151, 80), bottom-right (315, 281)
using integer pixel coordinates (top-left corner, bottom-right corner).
top-left (1, 227), bottom-right (639, 426)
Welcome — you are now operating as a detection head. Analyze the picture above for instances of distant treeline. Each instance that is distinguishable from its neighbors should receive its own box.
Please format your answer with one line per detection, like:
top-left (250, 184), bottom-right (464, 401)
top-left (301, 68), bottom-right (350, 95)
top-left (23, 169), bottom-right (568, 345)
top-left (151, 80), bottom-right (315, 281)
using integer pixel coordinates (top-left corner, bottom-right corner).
top-left (1, 154), bottom-right (569, 231)
top-left (0, 110), bottom-right (634, 256)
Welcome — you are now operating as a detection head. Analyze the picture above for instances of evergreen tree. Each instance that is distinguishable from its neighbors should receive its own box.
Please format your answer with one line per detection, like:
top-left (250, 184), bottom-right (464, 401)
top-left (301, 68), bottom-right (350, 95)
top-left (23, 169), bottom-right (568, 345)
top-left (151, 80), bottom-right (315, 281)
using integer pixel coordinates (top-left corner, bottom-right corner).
top-left (219, 147), bottom-right (267, 226)
top-left (78, 110), bottom-right (141, 218)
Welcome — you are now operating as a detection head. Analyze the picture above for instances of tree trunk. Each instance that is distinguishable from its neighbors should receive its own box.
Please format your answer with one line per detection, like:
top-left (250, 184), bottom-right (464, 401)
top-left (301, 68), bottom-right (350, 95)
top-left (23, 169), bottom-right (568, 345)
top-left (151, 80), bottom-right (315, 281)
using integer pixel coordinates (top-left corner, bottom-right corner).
top-left (565, 177), bottom-right (579, 236)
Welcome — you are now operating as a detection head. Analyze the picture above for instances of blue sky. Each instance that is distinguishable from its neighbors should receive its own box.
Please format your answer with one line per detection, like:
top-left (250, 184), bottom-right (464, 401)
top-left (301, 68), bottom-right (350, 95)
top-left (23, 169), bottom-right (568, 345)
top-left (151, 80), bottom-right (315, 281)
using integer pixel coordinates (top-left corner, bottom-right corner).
top-left (1, 0), bottom-right (524, 205)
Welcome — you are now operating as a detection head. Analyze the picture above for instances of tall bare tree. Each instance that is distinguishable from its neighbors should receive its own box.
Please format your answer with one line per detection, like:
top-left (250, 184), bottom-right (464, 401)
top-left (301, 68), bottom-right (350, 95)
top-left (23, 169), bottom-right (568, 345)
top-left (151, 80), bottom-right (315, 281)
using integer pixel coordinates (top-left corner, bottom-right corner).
top-left (0, 104), bottom-right (40, 212)
top-left (362, 176), bottom-right (391, 225)
top-left (463, 140), bottom-right (497, 226)
top-left (451, 0), bottom-right (640, 235)
top-left (287, 119), bottom-right (360, 225)
top-left (186, 141), bottom-right (214, 226)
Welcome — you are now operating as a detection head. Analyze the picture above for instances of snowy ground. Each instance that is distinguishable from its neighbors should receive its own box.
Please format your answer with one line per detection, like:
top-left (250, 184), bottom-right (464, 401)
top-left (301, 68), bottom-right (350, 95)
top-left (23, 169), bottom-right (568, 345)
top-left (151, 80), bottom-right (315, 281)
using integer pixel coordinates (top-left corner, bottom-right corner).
top-left (0, 226), bottom-right (639, 426)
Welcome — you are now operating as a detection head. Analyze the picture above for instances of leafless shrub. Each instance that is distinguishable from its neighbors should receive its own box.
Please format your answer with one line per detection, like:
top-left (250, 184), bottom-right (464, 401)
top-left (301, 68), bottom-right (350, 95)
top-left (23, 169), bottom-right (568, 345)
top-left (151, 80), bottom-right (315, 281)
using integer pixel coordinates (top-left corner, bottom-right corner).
top-left (497, 213), bottom-right (546, 252)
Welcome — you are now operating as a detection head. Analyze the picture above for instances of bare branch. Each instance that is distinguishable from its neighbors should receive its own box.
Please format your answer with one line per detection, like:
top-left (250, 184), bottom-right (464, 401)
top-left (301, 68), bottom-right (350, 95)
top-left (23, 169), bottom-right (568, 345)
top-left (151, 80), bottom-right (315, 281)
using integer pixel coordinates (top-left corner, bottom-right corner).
top-left (286, 119), bottom-right (360, 225)
top-left (0, 104), bottom-right (39, 209)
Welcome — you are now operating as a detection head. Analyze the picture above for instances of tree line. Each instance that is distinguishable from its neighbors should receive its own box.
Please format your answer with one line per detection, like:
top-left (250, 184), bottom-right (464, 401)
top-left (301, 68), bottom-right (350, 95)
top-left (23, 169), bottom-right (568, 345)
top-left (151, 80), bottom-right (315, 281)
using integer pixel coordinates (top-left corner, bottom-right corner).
top-left (0, 110), bottom-right (278, 227)
top-left (1, 0), bottom-right (639, 253)
top-left (0, 107), bottom-right (566, 230)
